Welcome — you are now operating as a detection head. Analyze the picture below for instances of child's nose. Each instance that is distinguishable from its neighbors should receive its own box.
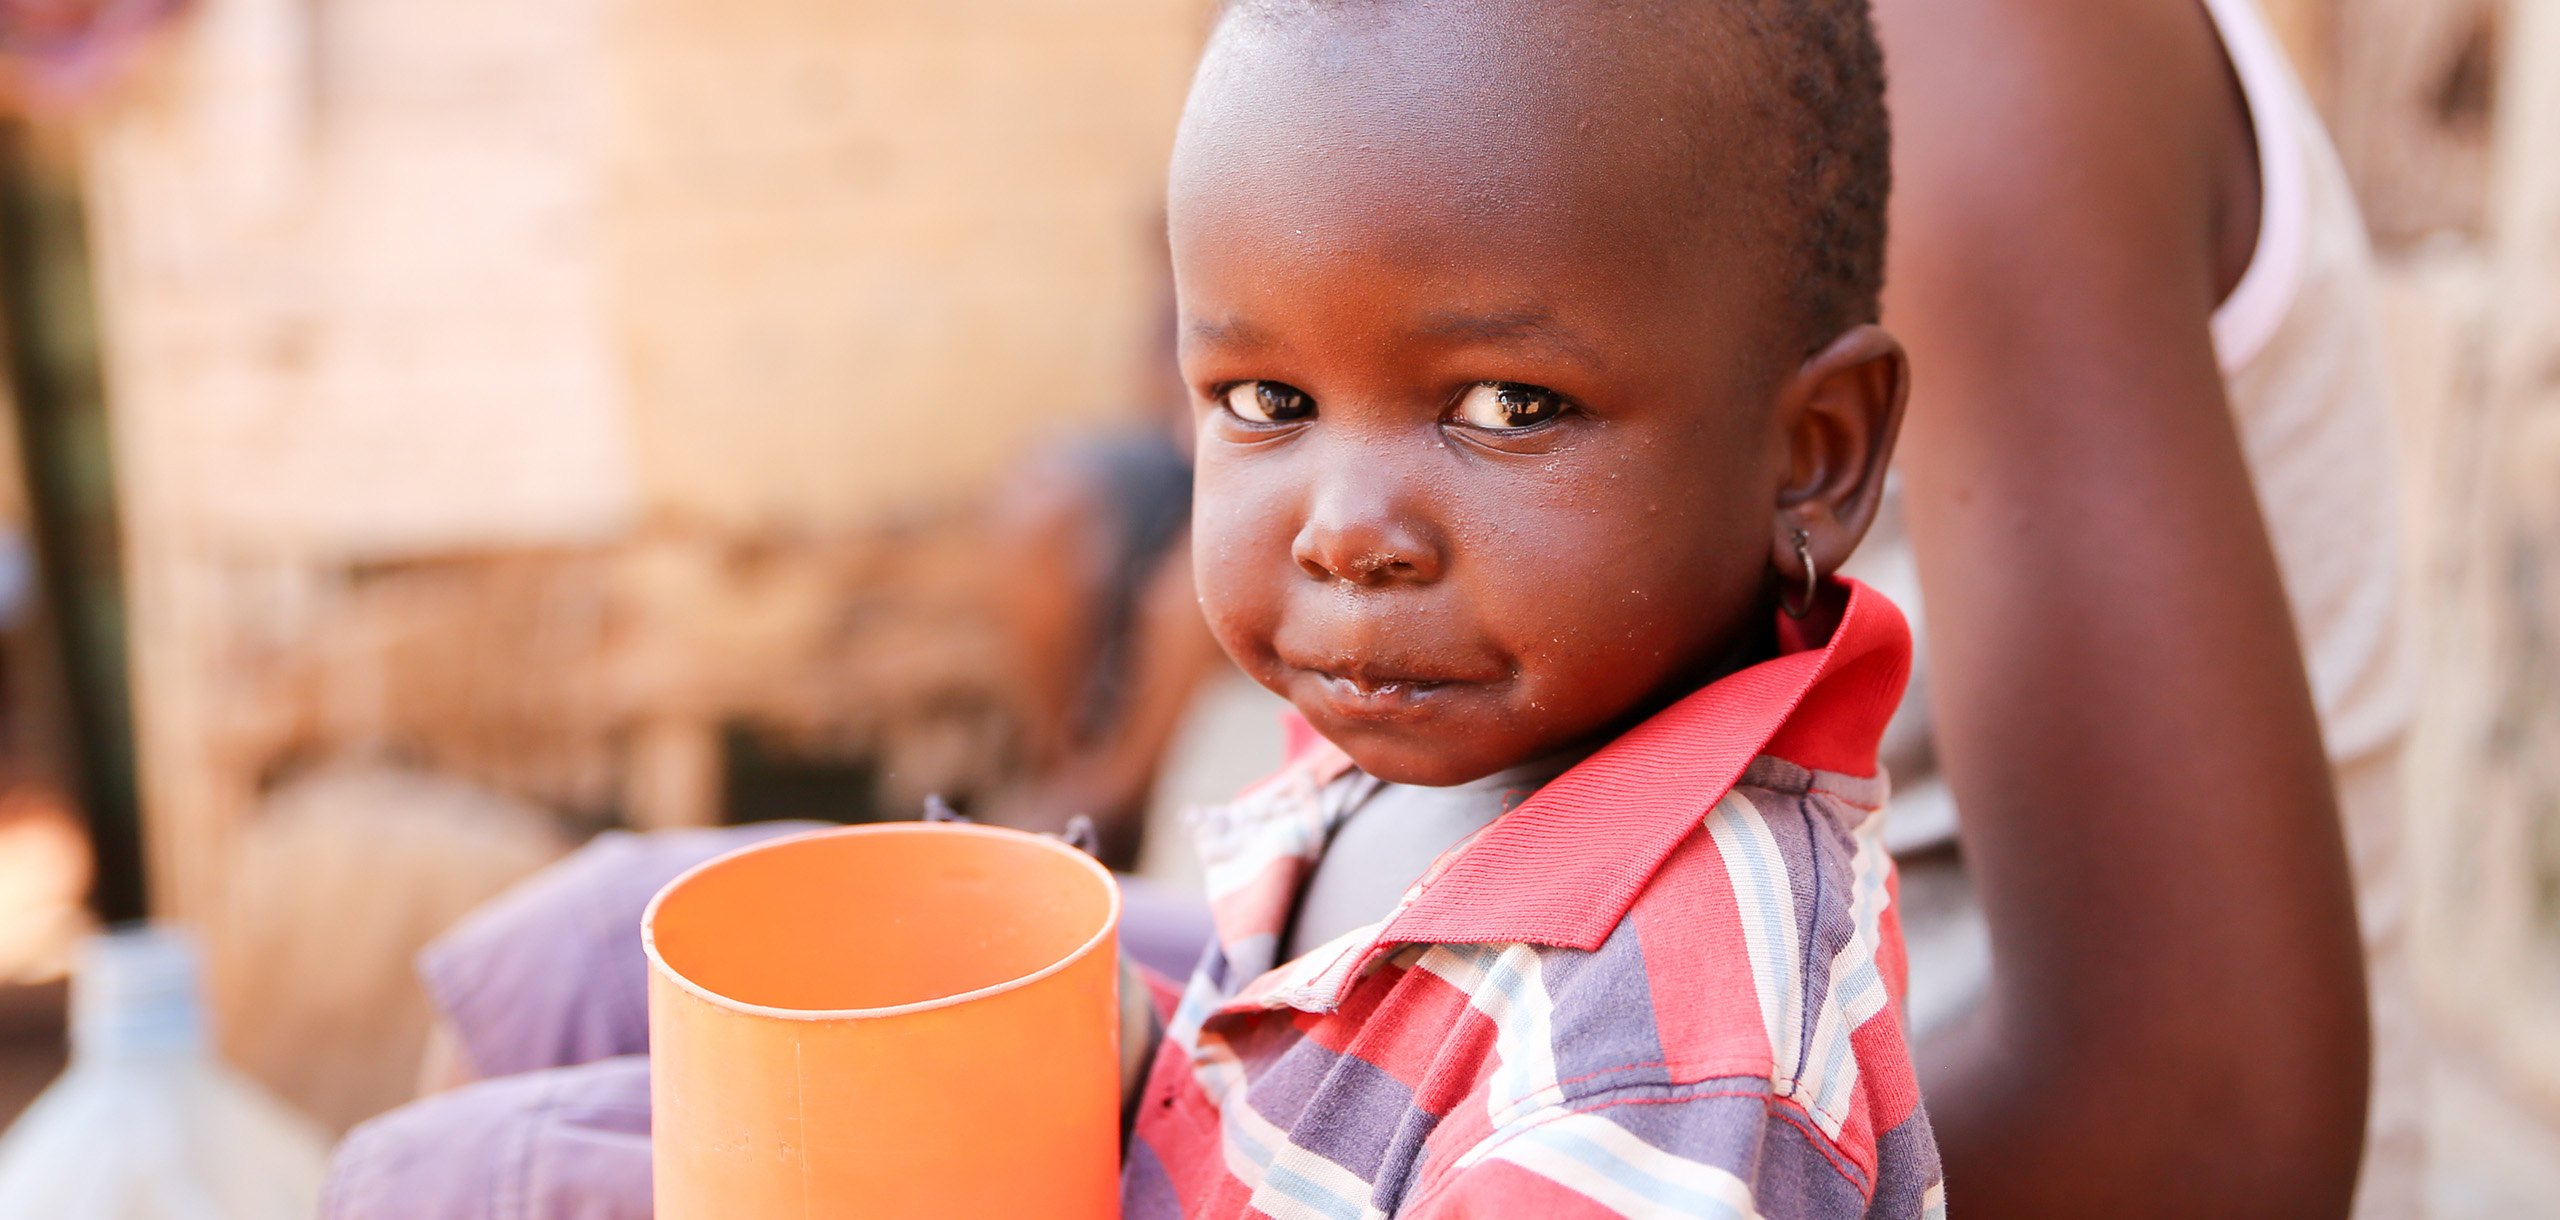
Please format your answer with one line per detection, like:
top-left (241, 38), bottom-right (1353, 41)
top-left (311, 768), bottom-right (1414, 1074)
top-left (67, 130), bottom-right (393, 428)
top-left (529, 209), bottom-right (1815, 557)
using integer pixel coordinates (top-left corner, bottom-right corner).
top-left (1290, 468), bottom-right (1447, 586)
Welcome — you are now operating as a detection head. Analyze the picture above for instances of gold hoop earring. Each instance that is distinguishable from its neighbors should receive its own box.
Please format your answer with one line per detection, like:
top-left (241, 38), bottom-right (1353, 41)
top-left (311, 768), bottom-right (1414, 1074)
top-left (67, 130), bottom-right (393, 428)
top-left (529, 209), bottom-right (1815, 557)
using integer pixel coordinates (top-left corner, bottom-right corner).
top-left (1779, 527), bottom-right (1819, 620)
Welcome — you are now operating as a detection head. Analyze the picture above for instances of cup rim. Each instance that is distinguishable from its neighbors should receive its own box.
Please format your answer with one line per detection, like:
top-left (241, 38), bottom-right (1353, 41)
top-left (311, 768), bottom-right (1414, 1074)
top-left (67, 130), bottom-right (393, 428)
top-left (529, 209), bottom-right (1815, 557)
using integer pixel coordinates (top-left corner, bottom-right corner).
top-left (641, 821), bottom-right (1123, 1021)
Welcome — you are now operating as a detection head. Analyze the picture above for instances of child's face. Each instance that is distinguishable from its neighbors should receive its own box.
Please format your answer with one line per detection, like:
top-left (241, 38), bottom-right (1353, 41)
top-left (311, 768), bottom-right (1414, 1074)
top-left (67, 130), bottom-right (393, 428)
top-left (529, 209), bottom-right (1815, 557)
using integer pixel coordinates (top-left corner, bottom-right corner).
top-left (1171, 13), bottom-right (1821, 786)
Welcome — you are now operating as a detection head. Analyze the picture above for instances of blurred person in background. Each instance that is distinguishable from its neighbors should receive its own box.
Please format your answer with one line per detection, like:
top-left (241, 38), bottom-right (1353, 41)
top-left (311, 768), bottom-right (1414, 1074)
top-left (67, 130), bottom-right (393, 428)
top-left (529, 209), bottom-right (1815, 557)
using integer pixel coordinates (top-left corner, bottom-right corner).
top-left (1872, 0), bottom-right (2413, 1217)
top-left (977, 283), bottom-right (1234, 871)
top-left (980, 429), bottom-right (1210, 869)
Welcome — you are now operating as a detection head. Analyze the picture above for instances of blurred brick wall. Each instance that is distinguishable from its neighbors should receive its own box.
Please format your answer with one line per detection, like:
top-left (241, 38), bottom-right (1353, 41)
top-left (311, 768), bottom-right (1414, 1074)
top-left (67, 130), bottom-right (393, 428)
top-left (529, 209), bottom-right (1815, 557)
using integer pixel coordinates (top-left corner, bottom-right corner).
top-left (2296, 0), bottom-right (2560, 1208)
top-left (73, 0), bottom-right (1206, 1128)
top-left (80, 0), bottom-right (1204, 916)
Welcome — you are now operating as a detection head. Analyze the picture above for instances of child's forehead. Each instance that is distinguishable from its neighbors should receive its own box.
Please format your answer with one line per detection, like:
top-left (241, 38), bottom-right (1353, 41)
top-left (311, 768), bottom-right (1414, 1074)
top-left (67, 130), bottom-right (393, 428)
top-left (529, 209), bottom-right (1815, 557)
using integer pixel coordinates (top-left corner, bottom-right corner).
top-left (1189, 6), bottom-right (1747, 163)
top-left (1171, 1), bottom-right (1781, 275)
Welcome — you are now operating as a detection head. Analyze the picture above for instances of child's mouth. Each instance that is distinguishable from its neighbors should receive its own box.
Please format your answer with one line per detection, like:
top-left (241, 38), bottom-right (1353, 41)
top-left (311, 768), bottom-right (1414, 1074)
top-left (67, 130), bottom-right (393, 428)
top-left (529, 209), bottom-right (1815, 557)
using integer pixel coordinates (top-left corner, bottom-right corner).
top-left (1307, 669), bottom-right (1454, 722)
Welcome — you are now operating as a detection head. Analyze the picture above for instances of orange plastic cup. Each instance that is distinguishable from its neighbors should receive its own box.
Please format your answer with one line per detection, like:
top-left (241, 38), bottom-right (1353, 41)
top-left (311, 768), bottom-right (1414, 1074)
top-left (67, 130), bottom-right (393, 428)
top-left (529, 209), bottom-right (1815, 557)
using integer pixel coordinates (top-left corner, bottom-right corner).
top-left (643, 822), bottom-right (1123, 1220)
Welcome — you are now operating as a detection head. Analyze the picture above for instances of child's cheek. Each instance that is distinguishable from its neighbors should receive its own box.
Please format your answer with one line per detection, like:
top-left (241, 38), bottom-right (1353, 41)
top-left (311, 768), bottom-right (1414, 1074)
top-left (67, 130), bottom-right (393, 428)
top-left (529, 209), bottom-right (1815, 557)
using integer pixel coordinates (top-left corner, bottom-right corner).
top-left (1187, 472), bottom-right (1296, 676)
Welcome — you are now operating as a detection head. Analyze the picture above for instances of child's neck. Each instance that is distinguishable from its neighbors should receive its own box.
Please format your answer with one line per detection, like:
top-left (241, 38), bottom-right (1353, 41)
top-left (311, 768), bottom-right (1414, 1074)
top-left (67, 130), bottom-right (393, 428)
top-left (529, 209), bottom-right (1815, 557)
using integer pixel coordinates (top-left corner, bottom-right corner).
top-left (1554, 602), bottom-right (1786, 766)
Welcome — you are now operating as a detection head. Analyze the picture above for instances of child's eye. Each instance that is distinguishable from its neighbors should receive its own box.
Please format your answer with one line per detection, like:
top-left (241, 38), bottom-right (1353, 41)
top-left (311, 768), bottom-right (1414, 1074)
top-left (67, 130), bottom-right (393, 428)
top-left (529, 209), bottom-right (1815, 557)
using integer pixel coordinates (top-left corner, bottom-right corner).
top-left (1221, 381), bottom-right (1316, 424)
top-left (1453, 382), bottom-right (1567, 431)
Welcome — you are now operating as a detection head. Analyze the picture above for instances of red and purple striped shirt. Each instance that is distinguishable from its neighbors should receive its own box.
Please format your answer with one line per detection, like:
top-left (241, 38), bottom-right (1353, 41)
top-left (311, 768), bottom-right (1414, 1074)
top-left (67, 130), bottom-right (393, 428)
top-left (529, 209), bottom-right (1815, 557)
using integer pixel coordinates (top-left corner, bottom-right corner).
top-left (1124, 579), bottom-right (1945, 1220)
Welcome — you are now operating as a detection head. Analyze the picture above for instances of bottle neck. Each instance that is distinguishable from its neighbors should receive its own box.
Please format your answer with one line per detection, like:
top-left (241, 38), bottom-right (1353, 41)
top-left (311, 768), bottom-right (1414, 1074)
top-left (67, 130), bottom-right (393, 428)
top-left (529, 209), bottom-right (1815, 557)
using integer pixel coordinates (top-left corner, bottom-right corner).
top-left (71, 926), bottom-right (207, 1059)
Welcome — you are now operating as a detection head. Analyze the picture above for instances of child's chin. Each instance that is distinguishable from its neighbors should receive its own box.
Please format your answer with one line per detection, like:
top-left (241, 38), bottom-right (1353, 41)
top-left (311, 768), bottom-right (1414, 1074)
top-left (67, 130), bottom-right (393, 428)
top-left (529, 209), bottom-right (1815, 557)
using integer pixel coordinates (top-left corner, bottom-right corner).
top-left (1318, 720), bottom-right (1534, 789)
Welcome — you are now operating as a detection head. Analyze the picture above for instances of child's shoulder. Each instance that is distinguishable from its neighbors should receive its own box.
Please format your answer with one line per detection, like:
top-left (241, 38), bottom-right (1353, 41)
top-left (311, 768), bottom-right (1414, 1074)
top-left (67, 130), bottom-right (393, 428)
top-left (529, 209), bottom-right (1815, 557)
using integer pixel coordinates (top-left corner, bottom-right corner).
top-left (1603, 753), bottom-right (1905, 1094)
top-left (1373, 758), bottom-right (1923, 1215)
top-left (1631, 752), bottom-right (1894, 961)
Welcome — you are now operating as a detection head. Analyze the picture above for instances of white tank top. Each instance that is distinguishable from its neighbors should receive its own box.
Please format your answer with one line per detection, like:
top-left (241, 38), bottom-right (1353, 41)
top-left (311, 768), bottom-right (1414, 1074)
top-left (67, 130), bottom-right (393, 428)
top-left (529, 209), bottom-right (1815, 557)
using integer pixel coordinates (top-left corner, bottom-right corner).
top-left (2201, 0), bottom-right (2414, 768)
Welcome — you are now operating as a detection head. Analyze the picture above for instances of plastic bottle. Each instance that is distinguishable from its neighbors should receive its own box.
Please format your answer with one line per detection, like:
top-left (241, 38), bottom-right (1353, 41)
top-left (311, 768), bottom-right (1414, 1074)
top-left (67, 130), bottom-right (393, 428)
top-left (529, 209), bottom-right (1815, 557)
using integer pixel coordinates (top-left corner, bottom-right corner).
top-left (0, 926), bottom-right (329, 1219)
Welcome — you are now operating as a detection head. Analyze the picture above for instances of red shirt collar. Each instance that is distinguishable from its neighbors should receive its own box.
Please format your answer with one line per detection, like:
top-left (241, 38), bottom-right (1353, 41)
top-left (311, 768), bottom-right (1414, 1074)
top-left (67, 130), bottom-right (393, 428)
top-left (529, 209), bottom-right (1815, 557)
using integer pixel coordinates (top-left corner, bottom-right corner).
top-left (1370, 577), bottom-right (1911, 951)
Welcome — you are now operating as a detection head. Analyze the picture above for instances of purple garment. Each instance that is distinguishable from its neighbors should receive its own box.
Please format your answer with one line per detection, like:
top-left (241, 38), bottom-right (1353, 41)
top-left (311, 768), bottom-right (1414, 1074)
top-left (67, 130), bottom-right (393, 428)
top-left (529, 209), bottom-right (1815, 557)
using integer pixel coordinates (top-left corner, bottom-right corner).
top-left (1116, 873), bottom-right (1223, 981)
top-left (325, 822), bottom-right (1216, 1220)
top-left (418, 824), bottom-right (814, 1077)
top-left (326, 1055), bottom-right (654, 1220)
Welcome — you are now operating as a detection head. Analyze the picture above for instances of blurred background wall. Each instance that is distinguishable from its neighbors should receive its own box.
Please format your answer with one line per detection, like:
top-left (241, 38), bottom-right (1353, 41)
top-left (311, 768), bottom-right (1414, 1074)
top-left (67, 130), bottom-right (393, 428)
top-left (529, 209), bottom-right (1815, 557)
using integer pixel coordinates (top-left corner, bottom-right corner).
top-left (2261, 0), bottom-right (2560, 1210)
top-left (22, 0), bottom-right (1212, 1136)
top-left (86, 0), bottom-right (1204, 902)
top-left (0, 0), bottom-right (2548, 1212)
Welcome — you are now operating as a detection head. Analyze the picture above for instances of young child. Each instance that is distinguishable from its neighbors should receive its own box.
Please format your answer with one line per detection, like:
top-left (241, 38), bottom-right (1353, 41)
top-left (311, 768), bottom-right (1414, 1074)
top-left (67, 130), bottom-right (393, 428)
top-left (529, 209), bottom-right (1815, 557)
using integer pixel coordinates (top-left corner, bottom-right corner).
top-left (1122, 0), bottom-right (1935, 1214)
top-left (326, 1), bottom-right (1939, 1216)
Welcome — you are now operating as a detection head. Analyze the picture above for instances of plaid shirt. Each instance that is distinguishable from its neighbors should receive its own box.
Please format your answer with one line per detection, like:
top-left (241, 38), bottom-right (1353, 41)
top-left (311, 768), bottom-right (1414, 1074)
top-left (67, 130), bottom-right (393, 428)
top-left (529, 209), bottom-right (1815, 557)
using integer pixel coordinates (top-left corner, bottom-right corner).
top-left (1124, 580), bottom-right (1945, 1219)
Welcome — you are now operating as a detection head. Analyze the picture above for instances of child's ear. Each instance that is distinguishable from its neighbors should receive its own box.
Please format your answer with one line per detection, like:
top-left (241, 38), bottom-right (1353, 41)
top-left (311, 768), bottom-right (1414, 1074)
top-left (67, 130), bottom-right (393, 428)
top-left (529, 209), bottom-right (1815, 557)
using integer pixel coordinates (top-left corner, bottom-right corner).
top-left (1770, 324), bottom-right (1909, 589)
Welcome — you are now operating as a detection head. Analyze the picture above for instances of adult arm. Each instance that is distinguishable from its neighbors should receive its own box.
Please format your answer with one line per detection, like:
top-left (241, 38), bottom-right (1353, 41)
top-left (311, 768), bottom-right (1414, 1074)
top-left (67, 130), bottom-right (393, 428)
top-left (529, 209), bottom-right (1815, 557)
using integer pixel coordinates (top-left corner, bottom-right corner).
top-left (1869, 0), bottom-right (2369, 1215)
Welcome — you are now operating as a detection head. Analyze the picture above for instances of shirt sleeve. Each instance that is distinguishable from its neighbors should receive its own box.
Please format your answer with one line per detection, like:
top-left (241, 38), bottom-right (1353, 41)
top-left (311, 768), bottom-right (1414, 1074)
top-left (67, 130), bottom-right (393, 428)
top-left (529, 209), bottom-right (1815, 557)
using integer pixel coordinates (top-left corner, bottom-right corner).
top-left (1404, 1087), bottom-right (1946, 1220)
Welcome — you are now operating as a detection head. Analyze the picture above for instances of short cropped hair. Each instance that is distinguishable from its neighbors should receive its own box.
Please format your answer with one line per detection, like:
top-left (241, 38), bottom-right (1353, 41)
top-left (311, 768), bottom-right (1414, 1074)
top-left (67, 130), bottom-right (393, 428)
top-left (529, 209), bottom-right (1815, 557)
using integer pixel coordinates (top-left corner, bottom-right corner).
top-left (1211, 0), bottom-right (1891, 352)
top-left (1748, 0), bottom-right (1892, 347)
